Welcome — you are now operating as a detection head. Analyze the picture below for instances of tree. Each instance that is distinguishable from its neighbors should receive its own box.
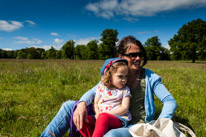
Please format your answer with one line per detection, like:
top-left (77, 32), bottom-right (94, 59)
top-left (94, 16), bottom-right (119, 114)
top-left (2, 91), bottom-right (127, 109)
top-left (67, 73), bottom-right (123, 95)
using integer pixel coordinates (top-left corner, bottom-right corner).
top-left (61, 40), bottom-right (75, 59)
top-left (144, 36), bottom-right (169, 60)
top-left (41, 52), bottom-right (47, 59)
top-left (46, 46), bottom-right (57, 59)
top-left (86, 40), bottom-right (98, 59)
top-left (0, 49), bottom-right (8, 58)
top-left (56, 50), bottom-right (62, 59)
top-left (99, 29), bottom-right (118, 59)
top-left (74, 45), bottom-right (87, 59)
top-left (25, 47), bottom-right (44, 59)
top-left (17, 50), bottom-right (26, 59)
top-left (168, 18), bottom-right (206, 63)
top-left (0, 49), bottom-right (2, 58)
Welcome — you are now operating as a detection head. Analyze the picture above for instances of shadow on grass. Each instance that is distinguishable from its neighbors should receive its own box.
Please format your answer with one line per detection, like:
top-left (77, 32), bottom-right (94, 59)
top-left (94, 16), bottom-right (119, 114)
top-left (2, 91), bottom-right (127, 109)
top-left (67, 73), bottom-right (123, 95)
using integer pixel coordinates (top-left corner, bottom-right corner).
top-left (172, 115), bottom-right (195, 132)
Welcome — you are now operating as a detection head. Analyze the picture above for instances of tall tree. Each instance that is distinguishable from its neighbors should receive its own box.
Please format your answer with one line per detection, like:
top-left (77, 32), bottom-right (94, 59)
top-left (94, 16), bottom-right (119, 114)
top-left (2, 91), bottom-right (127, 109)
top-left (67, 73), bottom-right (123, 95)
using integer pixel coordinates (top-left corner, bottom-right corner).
top-left (61, 40), bottom-right (75, 59)
top-left (168, 18), bottom-right (206, 63)
top-left (74, 45), bottom-right (87, 59)
top-left (0, 49), bottom-right (2, 58)
top-left (25, 47), bottom-right (45, 59)
top-left (144, 36), bottom-right (169, 60)
top-left (17, 50), bottom-right (26, 59)
top-left (87, 40), bottom-right (98, 59)
top-left (46, 46), bottom-right (57, 59)
top-left (99, 29), bottom-right (118, 59)
top-left (0, 49), bottom-right (9, 58)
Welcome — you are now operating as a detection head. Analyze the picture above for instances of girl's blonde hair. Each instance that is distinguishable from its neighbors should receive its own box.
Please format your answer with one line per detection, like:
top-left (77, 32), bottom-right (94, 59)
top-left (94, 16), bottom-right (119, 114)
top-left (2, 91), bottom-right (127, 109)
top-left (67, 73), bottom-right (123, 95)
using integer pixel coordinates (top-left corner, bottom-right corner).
top-left (102, 61), bottom-right (128, 88)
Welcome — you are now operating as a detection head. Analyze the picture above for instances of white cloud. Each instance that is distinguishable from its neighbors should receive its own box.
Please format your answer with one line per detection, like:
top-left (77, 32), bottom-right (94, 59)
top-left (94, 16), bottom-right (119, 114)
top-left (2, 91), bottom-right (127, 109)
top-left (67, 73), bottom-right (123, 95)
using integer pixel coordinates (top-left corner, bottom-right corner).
top-left (85, 0), bottom-right (206, 19)
top-left (30, 39), bottom-right (64, 51)
top-left (136, 31), bottom-right (152, 34)
top-left (2, 48), bottom-right (12, 51)
top-left (51, 32), bottom-right (58, 36)
top-left (74, 37), bottom-right (100, 45)
top-left (32, 45), bottom-right (53, 50)
top-left (33, 45), bottom-right (63, 50)
top-left (14, 36), bottom-right (42, 44)
top-left (15, 36), bottom-right (28, 41)
top-left (86, 0), bottom-right (117, 19)
top-left (54, 38), bottom-right (64, 45)
top-left (136, 30), bottom-right (159, 34)
top-left (25, 20), bottom-right (36, 26)
top-left (0, 20), bottom-right (23, 32)
top-left (164, 44), bottom-right (170, 50)
top-left (123, 16), bottom-right (139, 22)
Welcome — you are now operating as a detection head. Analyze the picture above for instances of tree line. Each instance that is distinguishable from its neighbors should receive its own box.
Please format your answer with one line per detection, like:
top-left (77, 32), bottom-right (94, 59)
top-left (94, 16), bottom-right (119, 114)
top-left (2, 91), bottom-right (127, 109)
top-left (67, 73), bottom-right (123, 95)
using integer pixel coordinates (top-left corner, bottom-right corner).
top-left (0, 18), bottom-right (206, 63)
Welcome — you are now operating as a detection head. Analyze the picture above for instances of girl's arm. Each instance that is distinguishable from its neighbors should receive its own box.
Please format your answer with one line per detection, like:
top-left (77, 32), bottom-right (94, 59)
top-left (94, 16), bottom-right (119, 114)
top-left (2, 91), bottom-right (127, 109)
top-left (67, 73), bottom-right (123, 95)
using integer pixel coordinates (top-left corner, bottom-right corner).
top-left (108, 96), bottom-right (130, 116)
top-left (94, 96), bottom-right (100, 119)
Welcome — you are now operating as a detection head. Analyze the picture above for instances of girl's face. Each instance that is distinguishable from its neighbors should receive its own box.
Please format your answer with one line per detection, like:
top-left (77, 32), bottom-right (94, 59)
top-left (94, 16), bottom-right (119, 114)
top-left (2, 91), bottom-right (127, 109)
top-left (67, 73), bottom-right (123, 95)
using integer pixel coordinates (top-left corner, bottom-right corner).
top-left (111, 65), bottom-right (128, 89)
top-left (121, 43), bottom-right (142, 72)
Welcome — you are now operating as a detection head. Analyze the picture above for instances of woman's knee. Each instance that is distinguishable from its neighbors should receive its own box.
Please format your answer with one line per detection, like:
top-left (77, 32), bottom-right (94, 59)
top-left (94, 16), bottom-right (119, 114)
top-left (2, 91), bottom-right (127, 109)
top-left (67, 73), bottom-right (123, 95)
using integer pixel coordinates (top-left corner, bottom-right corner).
top-left (103, 128), bottom-right (131, 137)
top-left (104, 129), bottom-right (119, 137)
top-left (60, 100), bottom-right (75, 114)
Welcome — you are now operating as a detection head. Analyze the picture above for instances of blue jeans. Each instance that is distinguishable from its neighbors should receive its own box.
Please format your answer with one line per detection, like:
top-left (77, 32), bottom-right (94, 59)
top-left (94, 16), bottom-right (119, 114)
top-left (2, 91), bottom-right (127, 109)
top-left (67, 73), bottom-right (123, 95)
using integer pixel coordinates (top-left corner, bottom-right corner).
top-left (41, 100), bottom-right (75, 137)
top-left (41, 100), bottom-right (133, 137)
top-left (104, 123), bottom-right (134, 137)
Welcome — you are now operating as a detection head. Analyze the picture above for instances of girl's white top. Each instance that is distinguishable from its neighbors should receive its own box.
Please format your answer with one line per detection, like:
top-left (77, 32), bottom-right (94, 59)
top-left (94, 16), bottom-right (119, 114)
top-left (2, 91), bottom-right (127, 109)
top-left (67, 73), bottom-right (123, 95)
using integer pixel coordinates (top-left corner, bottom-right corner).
top-left (96, 83), bottom-right (132, 121)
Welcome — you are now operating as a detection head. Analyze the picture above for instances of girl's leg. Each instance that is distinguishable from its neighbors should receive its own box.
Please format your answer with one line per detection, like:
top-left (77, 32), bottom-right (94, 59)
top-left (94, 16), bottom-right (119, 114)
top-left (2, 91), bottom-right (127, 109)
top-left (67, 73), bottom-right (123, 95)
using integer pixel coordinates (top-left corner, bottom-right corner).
top-left (40, 100), bottom-right (75, 137)
top-left (79, 115), bottom-right (95, 137)
top-left (92, 113), bottom-right (122, 137)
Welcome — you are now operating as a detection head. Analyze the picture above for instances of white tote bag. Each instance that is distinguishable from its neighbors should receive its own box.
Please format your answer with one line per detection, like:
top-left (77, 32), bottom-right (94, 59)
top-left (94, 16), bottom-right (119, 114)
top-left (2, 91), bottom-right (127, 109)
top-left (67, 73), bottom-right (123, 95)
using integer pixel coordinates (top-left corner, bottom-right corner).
top-left (129, 118), bottom-right (196, 137)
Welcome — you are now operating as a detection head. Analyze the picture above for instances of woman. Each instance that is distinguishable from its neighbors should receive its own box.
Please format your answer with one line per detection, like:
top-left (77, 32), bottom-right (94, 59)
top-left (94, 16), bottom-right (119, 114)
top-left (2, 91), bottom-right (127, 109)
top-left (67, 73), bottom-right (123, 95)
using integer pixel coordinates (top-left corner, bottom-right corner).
top-left (41, 36), bottom-right (177, 137)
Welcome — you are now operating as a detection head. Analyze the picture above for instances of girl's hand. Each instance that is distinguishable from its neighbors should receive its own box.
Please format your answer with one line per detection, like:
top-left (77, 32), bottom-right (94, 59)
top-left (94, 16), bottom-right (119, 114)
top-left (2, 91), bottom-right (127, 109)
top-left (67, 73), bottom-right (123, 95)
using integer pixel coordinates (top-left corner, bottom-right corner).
top-left (95, 112), bottom-right (100, 119)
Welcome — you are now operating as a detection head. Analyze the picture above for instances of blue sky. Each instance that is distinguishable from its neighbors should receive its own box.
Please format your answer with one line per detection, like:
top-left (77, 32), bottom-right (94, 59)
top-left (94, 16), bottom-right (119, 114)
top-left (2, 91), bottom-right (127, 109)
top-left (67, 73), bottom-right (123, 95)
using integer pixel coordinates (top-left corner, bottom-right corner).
top-left (0, 0), bottom-right (206, 51)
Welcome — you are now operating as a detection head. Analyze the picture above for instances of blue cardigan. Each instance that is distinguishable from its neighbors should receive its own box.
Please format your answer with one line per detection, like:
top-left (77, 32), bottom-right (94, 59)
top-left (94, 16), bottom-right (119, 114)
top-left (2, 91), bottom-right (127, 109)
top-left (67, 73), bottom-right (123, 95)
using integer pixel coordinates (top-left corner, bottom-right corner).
top-left (79, 69), bottom-right (177, 123)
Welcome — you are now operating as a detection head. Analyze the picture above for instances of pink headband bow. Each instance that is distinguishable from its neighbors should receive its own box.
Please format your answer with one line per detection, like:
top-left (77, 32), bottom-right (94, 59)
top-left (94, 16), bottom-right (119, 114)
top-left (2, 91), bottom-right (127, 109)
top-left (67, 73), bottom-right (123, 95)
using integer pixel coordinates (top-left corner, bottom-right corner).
top-left (103, 59), bottom-right (119, 75)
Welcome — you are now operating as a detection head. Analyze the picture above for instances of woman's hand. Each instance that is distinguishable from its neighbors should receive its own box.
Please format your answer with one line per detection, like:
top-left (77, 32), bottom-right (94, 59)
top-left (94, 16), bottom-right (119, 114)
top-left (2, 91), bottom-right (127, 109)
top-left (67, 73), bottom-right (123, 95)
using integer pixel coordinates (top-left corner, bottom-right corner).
top-left (73, 102), bottom-right (89, 130)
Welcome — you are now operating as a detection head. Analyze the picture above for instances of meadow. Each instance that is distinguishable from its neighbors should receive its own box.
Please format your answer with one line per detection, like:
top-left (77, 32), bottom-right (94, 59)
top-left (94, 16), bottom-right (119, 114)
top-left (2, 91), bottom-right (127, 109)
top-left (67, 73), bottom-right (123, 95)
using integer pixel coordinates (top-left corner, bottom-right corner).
top-left (0, 59), bottom-right (205, 137)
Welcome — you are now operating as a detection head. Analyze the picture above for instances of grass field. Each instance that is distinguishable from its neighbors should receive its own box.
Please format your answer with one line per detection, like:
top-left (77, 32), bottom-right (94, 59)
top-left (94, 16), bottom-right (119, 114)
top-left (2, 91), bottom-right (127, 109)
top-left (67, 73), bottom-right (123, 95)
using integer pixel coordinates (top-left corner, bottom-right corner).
top-left (0, 59), bottom-right (205, 137)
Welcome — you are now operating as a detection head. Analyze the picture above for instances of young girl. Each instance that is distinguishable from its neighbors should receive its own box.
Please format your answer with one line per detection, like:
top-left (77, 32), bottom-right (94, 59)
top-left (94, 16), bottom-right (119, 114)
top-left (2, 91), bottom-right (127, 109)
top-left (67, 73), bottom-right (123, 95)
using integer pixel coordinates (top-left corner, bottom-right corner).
top-left (79, 58), bottom-right (132, 137)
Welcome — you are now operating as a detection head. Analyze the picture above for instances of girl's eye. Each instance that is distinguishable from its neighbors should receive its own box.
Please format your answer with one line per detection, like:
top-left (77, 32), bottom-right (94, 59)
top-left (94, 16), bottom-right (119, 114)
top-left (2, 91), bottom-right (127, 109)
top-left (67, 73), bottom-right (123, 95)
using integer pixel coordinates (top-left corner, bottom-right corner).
top-left (118, 75), bottom-right (123, 78)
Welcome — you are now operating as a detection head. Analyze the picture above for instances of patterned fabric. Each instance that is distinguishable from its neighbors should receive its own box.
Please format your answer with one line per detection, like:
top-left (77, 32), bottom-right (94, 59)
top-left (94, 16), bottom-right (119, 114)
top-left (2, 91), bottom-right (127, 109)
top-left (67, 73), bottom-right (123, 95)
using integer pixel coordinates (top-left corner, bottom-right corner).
top-left (96, 83), bottom-right (132, 121)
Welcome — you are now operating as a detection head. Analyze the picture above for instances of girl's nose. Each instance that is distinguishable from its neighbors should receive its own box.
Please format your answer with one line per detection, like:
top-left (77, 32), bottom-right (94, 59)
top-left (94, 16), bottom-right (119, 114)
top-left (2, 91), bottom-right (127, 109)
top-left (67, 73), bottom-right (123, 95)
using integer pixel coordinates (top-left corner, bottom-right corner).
top-left (122, 78), bottom-right (127, 83)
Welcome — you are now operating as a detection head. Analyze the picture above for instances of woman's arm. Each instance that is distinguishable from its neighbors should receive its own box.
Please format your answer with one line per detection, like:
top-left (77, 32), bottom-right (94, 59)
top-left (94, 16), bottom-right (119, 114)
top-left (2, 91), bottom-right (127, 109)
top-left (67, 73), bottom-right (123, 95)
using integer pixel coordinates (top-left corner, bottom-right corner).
top-left (79, 82), bottom-right (100, 106)
top-left (153, 77), bottom-right (177, 119)
top-left (108, 96), bottom-right (130, 116)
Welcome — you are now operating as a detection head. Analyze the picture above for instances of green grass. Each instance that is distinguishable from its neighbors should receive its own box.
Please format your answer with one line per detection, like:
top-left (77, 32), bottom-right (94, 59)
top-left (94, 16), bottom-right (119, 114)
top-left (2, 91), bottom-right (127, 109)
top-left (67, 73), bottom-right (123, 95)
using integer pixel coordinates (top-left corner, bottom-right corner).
top-left (0, 59), bottom-right (205, 136)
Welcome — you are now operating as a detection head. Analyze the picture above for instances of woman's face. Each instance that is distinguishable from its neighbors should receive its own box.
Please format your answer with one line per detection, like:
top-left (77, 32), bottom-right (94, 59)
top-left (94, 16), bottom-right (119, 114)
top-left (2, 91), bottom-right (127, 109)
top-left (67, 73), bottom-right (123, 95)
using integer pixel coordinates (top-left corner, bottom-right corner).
top-left (121, 43), bottom-right (142, 72)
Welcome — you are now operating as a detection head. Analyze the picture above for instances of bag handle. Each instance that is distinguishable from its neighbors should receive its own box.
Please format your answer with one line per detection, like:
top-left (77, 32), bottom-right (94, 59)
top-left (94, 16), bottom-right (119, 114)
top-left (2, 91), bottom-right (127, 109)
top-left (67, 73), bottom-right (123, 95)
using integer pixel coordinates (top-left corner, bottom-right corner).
top-left (174, 122), bottom-right (196, 137)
